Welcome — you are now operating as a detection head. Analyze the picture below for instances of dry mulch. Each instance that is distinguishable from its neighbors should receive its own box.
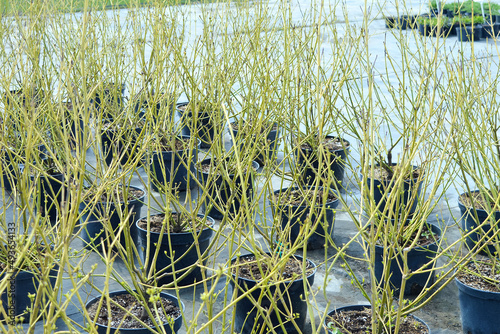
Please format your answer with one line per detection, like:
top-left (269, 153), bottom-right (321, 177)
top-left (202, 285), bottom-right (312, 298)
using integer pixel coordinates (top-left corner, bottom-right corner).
top-left (459, 191), bottom-right (499, 212)
top-left (326, 307), bottom-right (428, 334)
top-left (274, 188), bottom-right (337, 206)
top-left (86, 187), bottom-right (144, 203)
top-left (230, 120), bottom-right (277, 132)
top-left (371, 165), bottom-right (420, 181)
top-left (137, 213), bottom-right (206, 233)
top-left (232, 254), bottom-right (314, 281)
top-left (157, 136), bottom-right (190, 152)
top-left (300, 137), bottom-right (349, 151)
top-left (456, 259), bottom-right (500, 293)
top-left (87, 293), bottom-right (180, 329)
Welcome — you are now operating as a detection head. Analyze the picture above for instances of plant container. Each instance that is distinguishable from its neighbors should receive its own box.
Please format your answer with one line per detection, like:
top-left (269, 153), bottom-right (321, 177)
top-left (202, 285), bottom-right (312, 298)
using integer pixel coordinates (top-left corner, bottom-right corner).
top-left (457, 25), bottom-right (482, 41)
top-left (136, 213), bottom-right (214, 286)
top-left (364, 164), bottom-right (423, 216)
top-left (79, 186), bottom-right (145, 252)
top-left (101, 123), bottom-right (143, 166)
top-left (177, 102), bottom-right (220, 149)
top-left (324, 305), bottom-right (431, 334)
top-left (296, 136), bottom-right (350, 189)
top-left (231, 253), bottom-right (316, 334)
top-left (229, 121), bottom-right (280, 165)
top-left (150, 136), bottom-right (200, 192)
top-left (197, 158), bottom-right (259, 220)
top-left (373, 222), bottom-right (442, 296)
top-left (458, 190), bottom-right (500, 255)
top-left (91, 83), bottom-right (125, 120)
top-left (456, 275), bottom-right (500, 334)
top-left (31, 171), bottom-right (66, 221)
top-left (86, 290), bottom-right (183, 334)
top-left (271, 186), bottom-right (339, 250)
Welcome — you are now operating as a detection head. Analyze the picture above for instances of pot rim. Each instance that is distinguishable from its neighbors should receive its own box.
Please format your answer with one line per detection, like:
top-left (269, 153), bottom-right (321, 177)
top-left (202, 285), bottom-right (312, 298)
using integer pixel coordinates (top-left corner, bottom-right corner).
top-left (455, 270), bottom-right (500, 296)
top-left (135, 212), bottom-right (215, 236)
top-left (230, 252), bottom-right (317, 284)
top-left (152, 135), bottom-right (201, 154)
top-left (85, 289), bottom-right (184, 331)
top-left (81, 185), bottom-right (146, 205)
top-left (362, 163), bottom-right (422, 182)
top-left (368, 221), bottom-right (442, 252)
top-left (324, 304), bottom-right (431, 334)
top-left (458, 190), bottom-right (500, 214)
top-left (272, 185), bottom-right (340, 208)
top-left (296, 135), bottom-right (351, 153)
top-left (196, 157), bottom-right (260, 177)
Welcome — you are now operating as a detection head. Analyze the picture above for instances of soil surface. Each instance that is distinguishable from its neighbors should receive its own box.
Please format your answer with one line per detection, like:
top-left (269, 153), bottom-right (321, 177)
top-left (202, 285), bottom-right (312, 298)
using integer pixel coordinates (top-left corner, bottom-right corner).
top-left (137, 213), bottom-right (206, 233)
top-left (274, 188), bottom-right (337, 206)
top-left (87, 293), bottom-right (180, 329)
top-left (232, 254), bottom-right (314, 281)
top-left (325, 307), bottom-right (429, 334)
top-left (86, 187), bottom-right (144, 203)
top-left (157, 136), bottom-right (190, 152)
top-left (459, 191), bottom-right (499, 211)
top-left (456, 259), bottom-right (500, 292)
top-left (371, 165), bottom-right (420, 181)
top-left (199, 159), bottom-right (255, 176)
top-left (300, 137), bottom-right (349, 151)
top-left (374, 223), bottom-right (437, 248)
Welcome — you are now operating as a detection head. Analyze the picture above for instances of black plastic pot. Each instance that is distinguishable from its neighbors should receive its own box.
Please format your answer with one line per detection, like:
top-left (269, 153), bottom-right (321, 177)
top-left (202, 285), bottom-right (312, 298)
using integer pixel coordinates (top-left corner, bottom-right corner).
top-left (373, 222), bottom-right (441, 296)
top-left (270, 186), bottom-right (340, 250)
top-left (456, 275), bottom-right (500, 334)
top-left (101, 124), bottom-right (143, 166)
top-left (231, 253), bottom-right (316, 334)
top-left (91, 83), bottom-right (125, 120)
top-left (136, 213), bottom-right (214, 286)
top-left (60, 102), bottom-right (85, 148)
top-left (177, 102), bottom-right (220, 149)
top-left (0, 265), bottom-right (58, 322)
top-left (86, 290), bottom-right (183, 334)
top-left (482, 22), bottom-right (500, 38)
top-left (79, 186), bottom-right (145, 252)
top-left (457, 25), bottom-right (482, 41)
top-left (0, 148), bottom-right (19, 192)
top-left (30, 171), bottom-right (66, 221)
top-left (296, 136), bottom-right (350, 189)
top-left (197, 158), bottom-right (259, 220)
top-left (364, 164), bottom-right (423, 216)
top-left (229, 122), bottom-right (280, 165)
top-left (324, 305), bottom-right (431, 334)
top-left (133, 93), bottom-right (175, 124)
top-left (458, 191), bottom-right (500, 255)
top-left (150, 136), bottom-right (200, 192)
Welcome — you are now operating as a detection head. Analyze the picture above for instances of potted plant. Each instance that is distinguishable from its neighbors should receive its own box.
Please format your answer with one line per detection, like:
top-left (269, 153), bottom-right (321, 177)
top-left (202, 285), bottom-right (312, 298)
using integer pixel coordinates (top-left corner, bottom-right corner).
top-left (295, 134), bottom-right (350, 190)
top-left (132, 89), bottom-right (176, 126)
top-left (149, 134), bottom-right (200, 193)
top-left (196, 156), bottom-right (259, 220)
top-left (229, 119), bottom-right (281, 166)
top-left (0, 234), bottom-right (59, 324)
top-left (455, 15), bottom-right (484, 41)
top-left (135, 208), bottom-right (214, 286)
top-left (99, 116), bottom-right (146, 167)
top-left (59, 100), bottom-right (85, 149)
top-left (29, 151), bottom-right (67, 221)
top-left (270, 185), bottom-right (340, 250)
top-left (177, 100), bottom-right (223, 149)
top-left (418, 16), bottom-right (452, 37)
top-left (230, 250), bottom-right (316, 334)
top-left (79, 183), bottom-right (146, 252)
top-left (91, 82), bottom-right (125, 121)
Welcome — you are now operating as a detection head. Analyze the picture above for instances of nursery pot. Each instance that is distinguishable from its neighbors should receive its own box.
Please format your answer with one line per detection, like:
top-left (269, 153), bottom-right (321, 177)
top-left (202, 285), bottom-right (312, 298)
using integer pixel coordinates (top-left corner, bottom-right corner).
top-left (324, 305), bottom-right (431, 334)
top-left (457, 25), bottom-right (482, 41)
top-left (197, 158), bottom-right (259, 220)
top-left (229, 122), bottom-right (280, 165)
top-left (150, 136), bottom-right (200, 192)
top-left (0, 148), bottom-right (19, 192)
top-left (133, 93), bottom-right (175, 124)
top-left (60, 101), bottom-right (85, 148)
top-left (136, 213), bottom-right (214, 286)
top-left (373, 222), bottom-right (442, 296)
top-left (0, 265), bottom-right (58, 322)
top-left (85, 290), bottom-right (183, 334)
top-left (364, 164), bottom-right (423, 216)
top-left (230, 253), bottom-right (316, 334)
top-left (30, 171), bottom-right (66, 221)
top-left (177, 102), bottom-right (219, 149)
top-left (296, 136), bottom-right (350, 189)
top-left (79, 186), bottom-right (145, 252)
top-left (91, 83), bottom-right (125, 120)
top-left (456, 275), bottom-right (500, 334)
top-left (101, 124), bottom-right (143, 166)
top-left (270, 186), bottom-right (340, 250)
top-left (458, 190), bottom-right (500, 256)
